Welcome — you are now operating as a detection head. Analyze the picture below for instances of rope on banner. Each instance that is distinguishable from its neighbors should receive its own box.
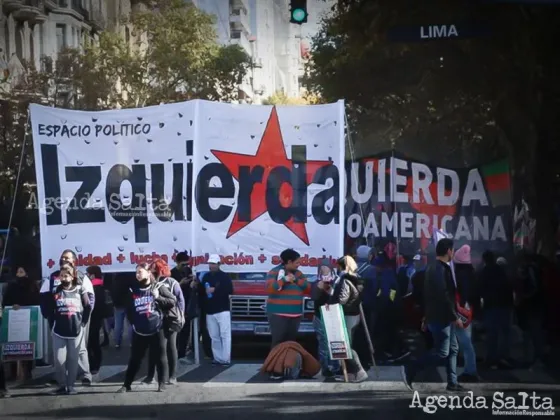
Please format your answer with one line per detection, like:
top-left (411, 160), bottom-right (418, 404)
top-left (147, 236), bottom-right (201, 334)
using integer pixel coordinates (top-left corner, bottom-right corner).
top-left (0, 114), bottom-right (30, 278)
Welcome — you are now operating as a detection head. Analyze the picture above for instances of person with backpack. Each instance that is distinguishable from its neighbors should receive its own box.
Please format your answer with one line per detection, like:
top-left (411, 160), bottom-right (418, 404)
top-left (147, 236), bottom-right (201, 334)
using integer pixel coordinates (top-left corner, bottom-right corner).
top-left (39, 250), bottom-right (95, 387)
top-left (324, 255), bottom-right (368, 383)
top-left (118, 263), bottom-right (177, 393)
top-left (85, 265), bottom-right (107, 375)
top-left (142, 259), bottom-right (185, 385)
top-left (46, 266), bottom-right (92, 395)
top-left (171, 252), bottom-right (195, 363)
top-left (195, 255), bottom-right (233, 366)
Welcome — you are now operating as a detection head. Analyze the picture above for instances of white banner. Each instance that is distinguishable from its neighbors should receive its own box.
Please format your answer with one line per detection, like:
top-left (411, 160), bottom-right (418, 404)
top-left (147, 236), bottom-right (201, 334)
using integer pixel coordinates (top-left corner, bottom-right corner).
top-left (30, 100), bottom-right (345, 275)
top-left (192, 100), bottom-right (345, 273)
top-left (30, 102), bottom-right (196, 275)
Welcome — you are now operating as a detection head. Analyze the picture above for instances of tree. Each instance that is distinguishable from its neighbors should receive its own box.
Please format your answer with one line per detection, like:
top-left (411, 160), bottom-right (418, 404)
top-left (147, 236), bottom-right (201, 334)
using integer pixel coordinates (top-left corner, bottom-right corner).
top-left (305, 0), bottom-right (560, 255)
top-left (262, 90), bottom-right (320, 105)
top-left (58, 0), bottom-right (252, 109)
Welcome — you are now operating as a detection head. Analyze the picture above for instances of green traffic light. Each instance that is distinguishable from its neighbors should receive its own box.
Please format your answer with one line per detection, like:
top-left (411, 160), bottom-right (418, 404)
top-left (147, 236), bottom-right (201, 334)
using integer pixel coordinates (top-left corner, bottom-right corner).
top-left (292, 8), bottom-right (306, 22)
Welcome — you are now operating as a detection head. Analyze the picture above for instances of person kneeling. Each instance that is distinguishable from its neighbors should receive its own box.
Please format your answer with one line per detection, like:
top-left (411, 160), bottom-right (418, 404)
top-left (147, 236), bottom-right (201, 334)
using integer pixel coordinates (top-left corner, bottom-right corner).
top-left (261, 341), bottom-right (320, 380)
top-left (118, 263), bottom-right (177, 393)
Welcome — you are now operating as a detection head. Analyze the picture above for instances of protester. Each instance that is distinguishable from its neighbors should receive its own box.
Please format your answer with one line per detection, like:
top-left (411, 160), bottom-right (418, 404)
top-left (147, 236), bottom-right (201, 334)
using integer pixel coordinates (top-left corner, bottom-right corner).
top-left (311, 259), bottom-right (340, 378)
top-left (196, 255), bottom-right (233, 366)
top-left (143, 259), bottom-right (185, 385)
top-left (452, 245), bottom-right (480, 382)
top-left (261, 341), bottom-right (320, 380)
top-left (47, 266), bottom-right (92, 395)
top-left (402, 238), bottom-right (465, 392)
top-left (265, 249), bottom-right (310, 349)
top-left (118, 263), bottom-right (176, 393)
top-left (326, 255), bottom-right (368, 383)
top-left (171, 252), bottom-right (194, 363)
top-left (514, 253), bottom-right (547, 368)
top-left (40, 250), bottom-right (95, 387)
top-left (369, 253), bottom-right (407, 361)
top-left (86, 265), bottom-right (107, 375)
top-left (111, 272), bottom-right (135, 348)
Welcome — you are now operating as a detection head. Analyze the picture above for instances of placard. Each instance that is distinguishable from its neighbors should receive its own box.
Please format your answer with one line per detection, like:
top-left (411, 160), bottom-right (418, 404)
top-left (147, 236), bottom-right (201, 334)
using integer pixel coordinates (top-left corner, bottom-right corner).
top-left (0, 306), bottom-right (44, 360)
top-left (320, 303), bottom-right (352, 360)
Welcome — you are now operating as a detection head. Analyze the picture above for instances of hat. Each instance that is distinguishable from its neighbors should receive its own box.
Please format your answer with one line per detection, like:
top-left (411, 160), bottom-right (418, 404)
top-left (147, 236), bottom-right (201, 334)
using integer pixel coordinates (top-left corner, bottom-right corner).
top-left (453, 245), bottom-right (471, 265)
top-left (356, 245), bottom-right (372, 260)
top-left (413, 254), bottom-right (422, 261)
top-left (496, 257), bottom-right (507, 266)
top-left (207, 254), bottom-right (221, 264)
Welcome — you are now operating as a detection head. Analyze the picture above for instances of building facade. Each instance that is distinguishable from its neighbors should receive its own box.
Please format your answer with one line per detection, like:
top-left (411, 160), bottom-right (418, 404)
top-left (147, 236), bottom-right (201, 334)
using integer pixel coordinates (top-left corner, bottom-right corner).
top-left (193, 0), bottom-right (305, 103)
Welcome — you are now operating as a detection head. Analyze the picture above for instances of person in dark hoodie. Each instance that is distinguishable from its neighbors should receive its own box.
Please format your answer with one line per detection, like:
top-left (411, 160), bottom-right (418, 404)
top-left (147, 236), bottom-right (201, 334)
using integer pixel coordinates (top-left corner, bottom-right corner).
top-left (143, 259), bottom-right (185, 385)
top-left (480, 250), bottom-right (514, 369)
top-left (171, 252), bottom-right (194, 363)
top-left (402, 238), bottom-right (465, 392)
top-left (85, 265), bottom-right (107, 375)
top-left (40, 250), bottom-right (95, 387)
top-left (47, 266), bottom-right (92, 395)
top-left (311, 259), bottom-right (340, 378)
top-left (111, 272), bottom-right (135, 348)
top-left (118, 263), bottom-right (176, 393)
top-left (196, 254), bottom-right (233, 366)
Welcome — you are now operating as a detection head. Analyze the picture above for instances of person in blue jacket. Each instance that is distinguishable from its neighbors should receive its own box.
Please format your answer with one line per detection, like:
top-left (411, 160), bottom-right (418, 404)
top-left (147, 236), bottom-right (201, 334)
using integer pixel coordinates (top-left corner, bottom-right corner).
top-left (118, 263), bottom-right (176, 393)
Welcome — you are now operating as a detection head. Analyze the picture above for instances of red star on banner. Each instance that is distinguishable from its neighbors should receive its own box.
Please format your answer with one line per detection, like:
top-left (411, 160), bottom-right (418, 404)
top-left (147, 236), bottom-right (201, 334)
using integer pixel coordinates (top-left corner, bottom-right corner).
top-left (211, 107), bottom-right (332, 245)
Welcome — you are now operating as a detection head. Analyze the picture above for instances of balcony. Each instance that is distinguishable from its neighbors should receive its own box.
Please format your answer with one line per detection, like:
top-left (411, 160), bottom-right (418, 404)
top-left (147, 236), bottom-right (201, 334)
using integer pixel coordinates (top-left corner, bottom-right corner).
top-left (230, 0), bottom-right (249, 13)
top-left (230, 30), bottom-right (252, 56)
top-left (71, 0), bottom-right (88, 19)
top-left (8, 0), bottom-right (47, 22)
top-left (230, 7), bottom-right (250, 34)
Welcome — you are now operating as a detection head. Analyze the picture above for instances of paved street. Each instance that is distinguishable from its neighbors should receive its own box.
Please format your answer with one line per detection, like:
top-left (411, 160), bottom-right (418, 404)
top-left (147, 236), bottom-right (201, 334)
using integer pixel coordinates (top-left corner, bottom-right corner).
top-left (3, 329), bottom-right (560, 419)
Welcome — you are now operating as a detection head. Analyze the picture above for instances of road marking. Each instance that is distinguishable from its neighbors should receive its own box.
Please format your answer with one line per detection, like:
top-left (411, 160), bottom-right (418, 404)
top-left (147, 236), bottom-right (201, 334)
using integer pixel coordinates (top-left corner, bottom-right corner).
top-left (203, 364), bottom-right (262, 387)
top-left (95, 364), bottom-right (127, 382)
top-left (175, 363), bottom-right (200, 379)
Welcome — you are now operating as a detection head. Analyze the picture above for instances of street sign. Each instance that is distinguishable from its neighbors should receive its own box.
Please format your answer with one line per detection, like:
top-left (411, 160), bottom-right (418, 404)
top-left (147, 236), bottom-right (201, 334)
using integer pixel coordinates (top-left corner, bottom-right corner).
top-left (387, 23), bottom-right (491, 42)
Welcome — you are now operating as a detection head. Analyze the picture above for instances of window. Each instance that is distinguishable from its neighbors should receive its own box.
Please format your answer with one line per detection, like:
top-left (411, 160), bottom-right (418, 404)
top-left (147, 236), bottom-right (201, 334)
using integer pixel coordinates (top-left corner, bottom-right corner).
top-left (125, 27), bottom-right (130, 44)
top-left (56, 24), bottom-right (66, 52)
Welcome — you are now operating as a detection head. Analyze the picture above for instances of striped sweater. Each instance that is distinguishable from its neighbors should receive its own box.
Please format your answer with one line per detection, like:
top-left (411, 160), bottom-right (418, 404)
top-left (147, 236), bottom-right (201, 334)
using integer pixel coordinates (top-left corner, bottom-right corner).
top-left (265, 265), bottom-right (311, 316)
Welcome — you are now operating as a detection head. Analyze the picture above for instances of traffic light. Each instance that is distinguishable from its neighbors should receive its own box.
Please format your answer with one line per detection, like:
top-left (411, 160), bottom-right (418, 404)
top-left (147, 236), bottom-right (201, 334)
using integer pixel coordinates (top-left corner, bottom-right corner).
top-left (290, 0), bottom-right (308, 24)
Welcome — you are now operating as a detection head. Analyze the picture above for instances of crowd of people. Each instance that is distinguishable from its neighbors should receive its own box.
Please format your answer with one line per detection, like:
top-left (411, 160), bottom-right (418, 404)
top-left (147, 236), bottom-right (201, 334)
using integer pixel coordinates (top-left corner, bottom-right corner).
top-left (0, 240), bottom-right (558, 396)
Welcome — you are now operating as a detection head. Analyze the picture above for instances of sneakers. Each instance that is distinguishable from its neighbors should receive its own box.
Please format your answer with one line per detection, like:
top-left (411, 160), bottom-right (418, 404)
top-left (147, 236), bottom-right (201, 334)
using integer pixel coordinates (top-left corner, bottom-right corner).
top-left (117, 386), bottom-right (131, 393)
top-left (401, 365), bottom-right (414, 391)
top-left (141, 377), bottom-right (154, 385)
top-left (81, 378), bottom-right (92, 387)
top-left (50, 386), bottom-right (67, 395)
top-left (447, 383), bottom-right (468, 392)
top-left (0, 389), bottom-right (11, 398)
top-left (352, 370), bottom-right (368, 383)
top-left (157, 383), bottom-right (167, 392)
top-left (67, 387), bottom-right (78, 395)
top-left (269, 373), bottom-right (283, 380)
top-left (167, 377), bottom-right (177, 385)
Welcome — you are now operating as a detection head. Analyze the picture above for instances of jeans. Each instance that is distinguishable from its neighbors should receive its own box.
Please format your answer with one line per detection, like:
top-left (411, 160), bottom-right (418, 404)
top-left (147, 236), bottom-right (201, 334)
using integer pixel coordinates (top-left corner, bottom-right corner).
top-left (521, 313), bottom-right (546, 364)
top-left (313, 315), bottom-right (340, 374)
top-left (206, 311), bottom-right (232, 364)
top-left (485, 308), bottom-right (512, 363)
top-left (408, 322), bottom-right (459, 386)
top-left (344, 315), bottom-right (365, 375)
top-left (177, 320), bottom-right (192, 359)
top-left (114, 307), bottom-right (133, 346)
top-left (455, 324), bottom-right (477, 375)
